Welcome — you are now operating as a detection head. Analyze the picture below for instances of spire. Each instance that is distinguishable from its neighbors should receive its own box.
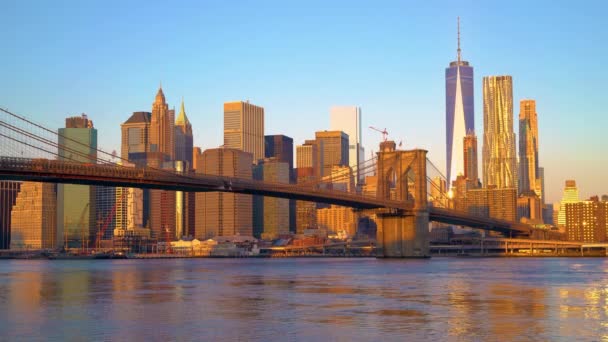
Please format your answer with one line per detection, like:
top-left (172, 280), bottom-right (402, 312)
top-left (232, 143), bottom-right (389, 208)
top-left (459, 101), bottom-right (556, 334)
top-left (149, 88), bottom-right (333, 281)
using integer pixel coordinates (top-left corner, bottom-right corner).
top-left (154, 84), bottom-right (165, 104)
top-left (176, 98), bottom-right (190, 126)
top-left (457, 17), bottom-right (462, 63)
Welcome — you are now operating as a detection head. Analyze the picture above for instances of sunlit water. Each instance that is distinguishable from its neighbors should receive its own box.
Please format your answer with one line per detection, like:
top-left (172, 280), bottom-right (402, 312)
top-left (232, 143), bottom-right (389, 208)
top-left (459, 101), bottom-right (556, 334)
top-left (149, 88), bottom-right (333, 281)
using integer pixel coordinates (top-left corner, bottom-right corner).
top-left (1, 257), bottom-right (607, 341)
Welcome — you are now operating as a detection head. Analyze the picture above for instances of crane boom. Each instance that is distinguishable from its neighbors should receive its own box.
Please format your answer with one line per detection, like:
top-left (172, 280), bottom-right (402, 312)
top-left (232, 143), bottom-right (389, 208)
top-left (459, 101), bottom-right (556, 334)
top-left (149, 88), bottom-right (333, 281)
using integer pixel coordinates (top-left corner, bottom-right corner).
top-left (368, 126), bottom-right (389, 142)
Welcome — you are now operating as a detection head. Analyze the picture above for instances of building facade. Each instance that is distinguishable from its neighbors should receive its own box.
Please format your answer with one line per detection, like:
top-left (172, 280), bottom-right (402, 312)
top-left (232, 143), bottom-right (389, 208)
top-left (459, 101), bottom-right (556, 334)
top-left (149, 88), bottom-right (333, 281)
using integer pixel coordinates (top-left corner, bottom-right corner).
top-left (463, 132), bottom-right (479, 187)
top-left (253, 159), bottom-right (290, 239)
top-left (11, 182), bottom-right (59, 249)
top-left (566, 198), bottom-right (608, 243)
top-left (149, 86), bottom-right (175, 161)
top-left (330, 106), bottom-right (364, 184)
top-left (558, 180), bottom-right (580, 228)
top-left (120, 111), bottom-right (151, 165)
top-left (518, 99), bottom-right (540, 196)
top-left (0, 181), bottom-right (20, 249)
top-left (315, 130), bottom-right (349, 178)
top-left (445, 19), bottom-right (475, 186)
top-left (465, 187), bottom-right (517, 222)
top-left (224, 101), bottom-right (265, 163)
top-left (482, 75), bottom-right (517, 189)
top-left (57, 114), bottom-right (97, 248)
top-left (174, 100), bottom-right (193, 168)
top-left (195, 148), bottom-right (253, 239)
top-left (295, 167), bottom-right (317, 233)
top-left (265, 135), bottom-right (295, 232)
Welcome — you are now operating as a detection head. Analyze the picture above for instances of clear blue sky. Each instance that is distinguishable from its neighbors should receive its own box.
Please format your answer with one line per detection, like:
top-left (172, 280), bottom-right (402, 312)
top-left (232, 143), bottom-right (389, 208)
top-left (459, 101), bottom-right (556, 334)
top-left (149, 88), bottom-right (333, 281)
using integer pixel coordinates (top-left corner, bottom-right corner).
top-left (1, 0), bottom-right (607, 204)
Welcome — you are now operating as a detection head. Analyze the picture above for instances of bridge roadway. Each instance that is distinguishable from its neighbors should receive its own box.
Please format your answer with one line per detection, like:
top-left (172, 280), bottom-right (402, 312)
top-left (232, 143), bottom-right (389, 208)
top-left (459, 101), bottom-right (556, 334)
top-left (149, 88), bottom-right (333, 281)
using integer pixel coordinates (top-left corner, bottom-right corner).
top-left (0, 157), bottom-right (531, 235)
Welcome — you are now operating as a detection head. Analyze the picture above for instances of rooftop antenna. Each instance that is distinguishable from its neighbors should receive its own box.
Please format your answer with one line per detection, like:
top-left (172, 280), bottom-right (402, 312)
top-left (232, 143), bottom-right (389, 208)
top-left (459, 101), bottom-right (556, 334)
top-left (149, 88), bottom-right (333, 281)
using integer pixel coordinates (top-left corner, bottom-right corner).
top-left (457, 16), bottom-right (461, 63)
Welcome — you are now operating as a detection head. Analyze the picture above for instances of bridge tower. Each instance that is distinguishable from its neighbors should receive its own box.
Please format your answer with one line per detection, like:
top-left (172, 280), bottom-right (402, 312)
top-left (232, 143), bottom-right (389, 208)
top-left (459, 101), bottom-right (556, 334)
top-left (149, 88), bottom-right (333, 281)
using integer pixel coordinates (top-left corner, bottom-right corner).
top-left (375, 141), bottom-right (429, 258)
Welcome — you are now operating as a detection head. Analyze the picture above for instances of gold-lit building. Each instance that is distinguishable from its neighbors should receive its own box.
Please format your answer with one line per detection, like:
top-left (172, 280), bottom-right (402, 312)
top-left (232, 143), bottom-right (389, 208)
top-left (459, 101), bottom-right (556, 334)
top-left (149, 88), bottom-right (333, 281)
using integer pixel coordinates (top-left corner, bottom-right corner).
top-left (463, 132), bottom-right (479, 187)
top-left (224, 101), bottom-right (265, 163)
top-left (192, 147), bottom-right (203, 171)
top-left (565, 198), bottom-right (608, 243)
top-left (517, 191), bottom-right (543, 225)
top-left (315, 130), bottom-right (349, 178)
top-left (482, 76), bottom-right (517, 189)
top-left (518, 100), bottom-right (540, 198)
top-left (195, 148), bottom-right (253, 239)
top-left (317, 205), bottom-right (357, 237)
top-left (149, 86), bottom-right (175, 161)
top-left (296, 140), bottom-right (322, 178)
top-left (174, 100), bottom-right (193, 167)
top-left (120, 111), bottom-right (151, 163)
top-left (10, 182), bottom-right (59, 249)
top-left (558, 180), bottom-right (580, 228)
top-left (296, 167), bottom-right (317, 233)
top-left (254, 159), bottom-right (290, 239)
top-left (465, 187), bottom-right (517, 222)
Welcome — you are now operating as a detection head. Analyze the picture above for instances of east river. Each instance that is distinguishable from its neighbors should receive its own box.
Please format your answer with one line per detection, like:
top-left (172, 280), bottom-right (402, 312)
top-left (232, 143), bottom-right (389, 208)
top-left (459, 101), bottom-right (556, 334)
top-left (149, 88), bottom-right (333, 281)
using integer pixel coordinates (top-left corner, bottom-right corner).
top-left (1, 258), bottom-right (607, 341)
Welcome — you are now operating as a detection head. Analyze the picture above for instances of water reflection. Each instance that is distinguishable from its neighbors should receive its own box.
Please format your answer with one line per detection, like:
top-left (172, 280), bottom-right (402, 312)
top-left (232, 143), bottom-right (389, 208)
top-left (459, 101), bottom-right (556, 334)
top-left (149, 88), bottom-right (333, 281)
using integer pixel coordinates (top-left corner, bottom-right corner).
top-left (1, 258), bottom-right (608, 340)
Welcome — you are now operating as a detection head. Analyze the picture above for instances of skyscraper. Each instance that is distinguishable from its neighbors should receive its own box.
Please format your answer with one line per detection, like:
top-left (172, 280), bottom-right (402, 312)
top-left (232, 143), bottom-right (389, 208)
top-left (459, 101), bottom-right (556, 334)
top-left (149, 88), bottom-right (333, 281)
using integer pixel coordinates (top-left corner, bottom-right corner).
top-left (11, 182), bottom-right (58, 249)
top-left (330, 106), bottom-right (364, 184)
top-left (315, 130), bottom-right (349, 178)
top-left (253, 158), bottom-right (290, 239)
top-left (0, 181), bottom-right (20, 249)
top-left (57, 114), bottom-right (97, 248)
top-left (149, 86), bottom-right (175, 161)
top-left (195, 148), bottom-right (253, 239)
top-left (463, 132), bottom-right (479, 187)
top-left (296, 141), bottom-right (322, 178)
top-left (482, 75), bottom-right (517, 189)
top-left (265, 135), bottom-right (295, 232)
top-left (518, 99), bottom-right (540, 197)
top-left (120, 111), bottom-right (151, 165)
top-left (445, 18), bottom-right (475, 186)
top-left (558, 180), bottom-right (580, 228)
top-left (174, 100), bottom-right (193, 167)
top-left (224, 101), bottom-right (265, 163)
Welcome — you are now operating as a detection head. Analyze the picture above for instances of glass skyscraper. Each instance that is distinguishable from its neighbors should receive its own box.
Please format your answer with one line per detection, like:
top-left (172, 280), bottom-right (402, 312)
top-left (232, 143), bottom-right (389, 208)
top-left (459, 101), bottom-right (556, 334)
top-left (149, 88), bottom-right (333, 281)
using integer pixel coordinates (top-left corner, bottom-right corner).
top-left (445, 19), bottom-right (474, 186)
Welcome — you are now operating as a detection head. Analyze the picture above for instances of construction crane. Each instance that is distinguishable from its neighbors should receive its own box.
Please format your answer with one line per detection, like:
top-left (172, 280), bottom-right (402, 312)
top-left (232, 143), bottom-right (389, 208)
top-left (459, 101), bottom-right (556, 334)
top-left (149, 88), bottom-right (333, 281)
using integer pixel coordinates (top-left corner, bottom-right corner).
top-left (369, 126), bottom-right (389, 142)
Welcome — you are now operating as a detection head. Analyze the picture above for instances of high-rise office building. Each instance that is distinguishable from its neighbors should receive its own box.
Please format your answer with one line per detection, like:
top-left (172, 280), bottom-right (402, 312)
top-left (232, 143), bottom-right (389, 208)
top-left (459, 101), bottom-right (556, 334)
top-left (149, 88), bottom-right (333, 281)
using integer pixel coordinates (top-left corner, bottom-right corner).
top-left (195, 148), bottom-right (253, 239)
top-left (0, 181), bottom-right (20, 249)
top-left (174, 100), bottom-right (193, 168)
top-left (265, 135), bottom-right (295, 232)
top-left (518, 99), bottom-right (540, 197)
top-left (295, 167), bottom-right (317, 234)
top-left (558, 180), bottom-right (580, 228)
top-left (465, 187), bottom-right (517, 222)
top-left (95, 186), bottom-right (116, 241)
top-left (565, 198), bottom-right (608, 243)
top-left (57, 114), bottom-right (97, 248)
top-left (463, 132), bottom-right (479, 187)
top-left (192, 147), bottom-right (203, 171)
top-left (330, 106), bottom-right (364, 184)
top-left (482, 75), bottom-right (517, 189)
top-left (296, 141), bottom-right (322, 178)
top-left (315, 131), bottom-right (349, 178)
top-left (517, 191), bottom-right (543, 224)
top-left (253, 159), bottom-right (290, 239)
top-left (174, 102), bottom-right (195, 238)
top-left (224, 101), bottom-right (265, 163)
top-left (120, 111), bottom-right (151, 165)
top-left (11, 182), bottom-right (58, 249)
top-left (149, 86), bottom-right (175, 161)
top-left (445, 18), bottom-right (475, 186)
top-left (317, 205), bottom-right (357, 237)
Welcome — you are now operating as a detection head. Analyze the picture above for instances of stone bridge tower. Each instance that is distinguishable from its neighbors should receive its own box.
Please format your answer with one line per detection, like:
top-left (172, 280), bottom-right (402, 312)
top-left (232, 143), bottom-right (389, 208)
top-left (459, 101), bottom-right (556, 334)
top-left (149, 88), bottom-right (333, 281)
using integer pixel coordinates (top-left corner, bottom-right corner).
top-left (375, 141), bottom-right (430, 257)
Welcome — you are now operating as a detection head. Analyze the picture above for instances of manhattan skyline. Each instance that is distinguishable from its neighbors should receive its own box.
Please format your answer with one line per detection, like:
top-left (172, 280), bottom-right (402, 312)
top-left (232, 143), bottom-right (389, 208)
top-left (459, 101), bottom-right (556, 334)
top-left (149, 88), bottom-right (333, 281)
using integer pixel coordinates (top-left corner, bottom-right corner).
top-left (1, 1), bottom-right (607, 203)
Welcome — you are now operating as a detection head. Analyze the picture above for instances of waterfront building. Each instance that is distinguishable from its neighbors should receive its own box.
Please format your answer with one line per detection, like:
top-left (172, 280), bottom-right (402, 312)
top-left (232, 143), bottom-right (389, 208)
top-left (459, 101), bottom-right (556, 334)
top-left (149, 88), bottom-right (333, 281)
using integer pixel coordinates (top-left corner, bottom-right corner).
top-left (518, 99), bottom-right (541, 199)
top-left (264, 135), bottom-right (295, 232)
top-left (10, 182), bottom-right (59, 249)
top-left (253, 158), bottom-right (290, 239)
top-left (95, 186), bottom-right (116, 241)
top-left (482, 75), bottom-right (517, 189)
top-left (330, 106), bottom-right (364, 184)
top-left (565, 198), bottom-right (608, 243)
top-left (149, 86), bottom-right (175, 161)
top-left (224, 101), bottom-right (265, 163)
top-left (120, 111), bottom-right (151, 166)
top-left (465, 187), bottom-right (517, 222)
top-left (557, 180), bottom-right (580, 228)
top-left (445, 18), bottom-right (475, 186)
top-left (57, 114), bottom-right (97, 248)
top-left (317, 205), bottom-right (357, 237)
top-left (315, 130), bottom-right (349, 178)
top-left (295, 167), bottom-right (317, 233)
top-left (195, 148), bottom-right (253, 240)
top-left (0, 181), bottom-right (20, 249)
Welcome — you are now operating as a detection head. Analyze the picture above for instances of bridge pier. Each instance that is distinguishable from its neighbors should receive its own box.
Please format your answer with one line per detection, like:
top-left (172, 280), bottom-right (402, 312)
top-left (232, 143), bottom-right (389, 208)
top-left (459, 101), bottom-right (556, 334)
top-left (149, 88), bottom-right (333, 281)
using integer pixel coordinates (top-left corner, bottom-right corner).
top-left (376, 211), bottom-right (429, 258)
